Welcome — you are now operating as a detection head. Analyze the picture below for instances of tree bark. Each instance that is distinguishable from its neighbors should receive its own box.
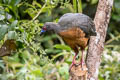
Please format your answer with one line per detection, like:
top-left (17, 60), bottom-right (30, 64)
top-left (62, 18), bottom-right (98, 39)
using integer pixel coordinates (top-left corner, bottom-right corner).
top-left (86, 0), bottom-right (113, 80)
top-left (69, 0), bottom-right (113, 80)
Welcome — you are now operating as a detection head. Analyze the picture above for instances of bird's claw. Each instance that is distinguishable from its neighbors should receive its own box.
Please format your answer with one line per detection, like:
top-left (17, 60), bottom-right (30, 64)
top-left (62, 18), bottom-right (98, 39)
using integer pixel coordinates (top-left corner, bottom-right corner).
top-left (79, 62), bottom-right (85, 70)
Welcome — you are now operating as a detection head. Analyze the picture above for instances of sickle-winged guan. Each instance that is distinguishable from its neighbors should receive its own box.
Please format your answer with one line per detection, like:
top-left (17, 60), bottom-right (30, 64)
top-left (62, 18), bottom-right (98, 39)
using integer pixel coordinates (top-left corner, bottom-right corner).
top-left (40, 13), bottom-right (97, 70)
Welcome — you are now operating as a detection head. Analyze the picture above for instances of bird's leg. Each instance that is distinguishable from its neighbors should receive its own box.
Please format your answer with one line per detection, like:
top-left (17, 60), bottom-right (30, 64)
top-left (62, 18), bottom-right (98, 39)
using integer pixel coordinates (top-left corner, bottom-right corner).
top-left (69, 53), bottom-right (78, 71)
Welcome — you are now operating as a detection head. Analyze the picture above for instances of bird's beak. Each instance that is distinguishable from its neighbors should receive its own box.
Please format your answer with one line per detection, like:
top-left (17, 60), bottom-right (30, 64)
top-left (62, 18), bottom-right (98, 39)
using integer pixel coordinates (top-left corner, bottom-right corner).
top-left (40, 29), bottom-right (46, 36)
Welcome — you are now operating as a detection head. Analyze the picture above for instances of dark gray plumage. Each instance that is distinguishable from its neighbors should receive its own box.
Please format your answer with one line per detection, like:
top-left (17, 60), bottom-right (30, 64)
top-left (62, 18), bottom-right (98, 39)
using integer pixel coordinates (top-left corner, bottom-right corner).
top-left (58, 13), bottom-right (96, 37)
top-left (43, 13), bottom-right (96, 37)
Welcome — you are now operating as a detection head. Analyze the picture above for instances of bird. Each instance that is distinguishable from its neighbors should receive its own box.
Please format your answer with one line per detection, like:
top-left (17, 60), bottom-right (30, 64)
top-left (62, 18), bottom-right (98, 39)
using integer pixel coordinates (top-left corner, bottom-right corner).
top-left (40, 13), bottom-right (96, 71)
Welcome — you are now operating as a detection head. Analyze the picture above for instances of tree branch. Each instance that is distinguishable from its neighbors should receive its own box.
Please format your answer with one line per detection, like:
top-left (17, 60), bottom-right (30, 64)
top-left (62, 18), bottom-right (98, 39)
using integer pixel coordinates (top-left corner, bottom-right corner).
top-left (86, 0), bottom-right (113, 80)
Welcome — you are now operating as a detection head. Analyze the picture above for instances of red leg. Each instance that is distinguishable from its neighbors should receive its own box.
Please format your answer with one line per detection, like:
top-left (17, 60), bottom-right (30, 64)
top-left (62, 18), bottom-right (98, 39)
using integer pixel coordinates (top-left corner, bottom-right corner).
top-left (69, 53), bottom-right (78, 71)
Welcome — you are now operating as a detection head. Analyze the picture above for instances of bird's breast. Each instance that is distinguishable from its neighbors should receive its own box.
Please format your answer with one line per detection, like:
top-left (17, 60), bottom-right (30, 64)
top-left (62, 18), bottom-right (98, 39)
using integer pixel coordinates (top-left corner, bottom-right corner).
top-left (58, 27), bottom-right (85, 39)
top-left (58, 27), bottom-right (89, 49)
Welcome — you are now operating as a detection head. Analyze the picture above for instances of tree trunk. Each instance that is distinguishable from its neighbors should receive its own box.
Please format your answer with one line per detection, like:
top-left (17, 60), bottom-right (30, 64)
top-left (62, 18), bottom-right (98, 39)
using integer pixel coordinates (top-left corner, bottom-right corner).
top-left (69, 0), bottom-right (113, 80)
top-left (86, 0), bottom-right (113, 80)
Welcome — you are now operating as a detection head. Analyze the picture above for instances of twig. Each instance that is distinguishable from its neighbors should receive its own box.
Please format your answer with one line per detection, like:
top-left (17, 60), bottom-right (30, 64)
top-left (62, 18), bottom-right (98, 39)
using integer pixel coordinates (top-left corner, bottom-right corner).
top-left (51, 52), bottom-right (70, 61)
top-left (106, 34), bottom-right (120, 44)
top-left (32, 3), bottom-right (47, 21)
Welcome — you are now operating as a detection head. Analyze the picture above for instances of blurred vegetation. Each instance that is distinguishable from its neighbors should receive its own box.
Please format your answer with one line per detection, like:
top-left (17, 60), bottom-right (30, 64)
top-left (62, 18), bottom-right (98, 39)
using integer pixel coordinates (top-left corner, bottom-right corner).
top-left (0, 0), bottom-right (119, 80)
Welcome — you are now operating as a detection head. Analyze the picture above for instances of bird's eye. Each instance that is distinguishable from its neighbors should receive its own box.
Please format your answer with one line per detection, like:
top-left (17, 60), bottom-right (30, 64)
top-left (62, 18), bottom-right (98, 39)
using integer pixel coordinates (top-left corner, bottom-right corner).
top-left (46, 25), bottom-right (51, 28)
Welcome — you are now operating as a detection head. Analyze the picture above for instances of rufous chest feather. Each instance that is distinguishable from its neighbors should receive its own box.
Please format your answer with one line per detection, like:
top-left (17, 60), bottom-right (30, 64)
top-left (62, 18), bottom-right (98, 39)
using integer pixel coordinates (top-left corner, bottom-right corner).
top-left (58, 27), bottom-right (89, 49)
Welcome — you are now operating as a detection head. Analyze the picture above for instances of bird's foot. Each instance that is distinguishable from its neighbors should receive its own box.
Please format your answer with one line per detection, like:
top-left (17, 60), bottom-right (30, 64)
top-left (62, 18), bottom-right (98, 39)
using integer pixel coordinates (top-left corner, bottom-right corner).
top-left (79, 61), bottom-right (85, 70)
top-left (69, 53), bottom-right (78, 72)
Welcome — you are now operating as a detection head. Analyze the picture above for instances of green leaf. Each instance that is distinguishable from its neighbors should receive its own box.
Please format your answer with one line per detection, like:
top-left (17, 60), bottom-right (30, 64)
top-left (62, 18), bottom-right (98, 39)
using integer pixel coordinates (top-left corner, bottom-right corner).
top-left (91, 0), bottom-right (98, 4)
top-left (78, 0), bottom-right (82, 13)
top-left (58, 63), bottom-right (69, 79)
top-left (9, 0), bottom-right (21, 6)
top-left (0, 25), bottom-right (8, 40)
top-left (20, 50), bottom-right (30, 59)
top-left (9, 20), bottom-right (18, 30)
top-left (31, 69), bottom-right (43, 77)
top-left (33, 1), bottom-right (41, 8)
top-left (0, 60), bottom-right (4, 69)
top-left (0, 14), bottom-right (5, 20)
top-left (73, 0), bottom-right (77, 12)
top-left (54, 44), bottom-right (71, 51)
top-left (15, 0), bottom-right (21, 6)
top-left (7, 31), bottom-right (16, 39)
top-left (6, 13), bottom-right (12, 20)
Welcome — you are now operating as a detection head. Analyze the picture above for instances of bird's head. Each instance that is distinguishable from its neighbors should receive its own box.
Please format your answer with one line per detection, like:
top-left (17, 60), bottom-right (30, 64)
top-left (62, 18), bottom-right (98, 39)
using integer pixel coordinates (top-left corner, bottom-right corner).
top-left (40, 22), bottom-right (59, 35)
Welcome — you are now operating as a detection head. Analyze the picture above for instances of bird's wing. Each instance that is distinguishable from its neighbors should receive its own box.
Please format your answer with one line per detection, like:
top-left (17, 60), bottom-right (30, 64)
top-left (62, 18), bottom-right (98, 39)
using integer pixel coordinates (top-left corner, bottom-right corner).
top-left (58, 13), bottom-right (96, 37)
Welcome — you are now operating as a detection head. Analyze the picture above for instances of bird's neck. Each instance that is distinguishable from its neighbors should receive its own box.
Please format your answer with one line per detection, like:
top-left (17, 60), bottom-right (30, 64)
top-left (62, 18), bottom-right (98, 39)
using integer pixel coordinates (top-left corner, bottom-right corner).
top-left (52, 23), bottom-right (61, 33)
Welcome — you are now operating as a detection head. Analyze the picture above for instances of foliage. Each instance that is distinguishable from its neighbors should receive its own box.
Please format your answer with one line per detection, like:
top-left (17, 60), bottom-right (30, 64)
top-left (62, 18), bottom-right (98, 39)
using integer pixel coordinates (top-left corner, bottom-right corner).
top-left (0, 0), bottom-right (120, 80)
